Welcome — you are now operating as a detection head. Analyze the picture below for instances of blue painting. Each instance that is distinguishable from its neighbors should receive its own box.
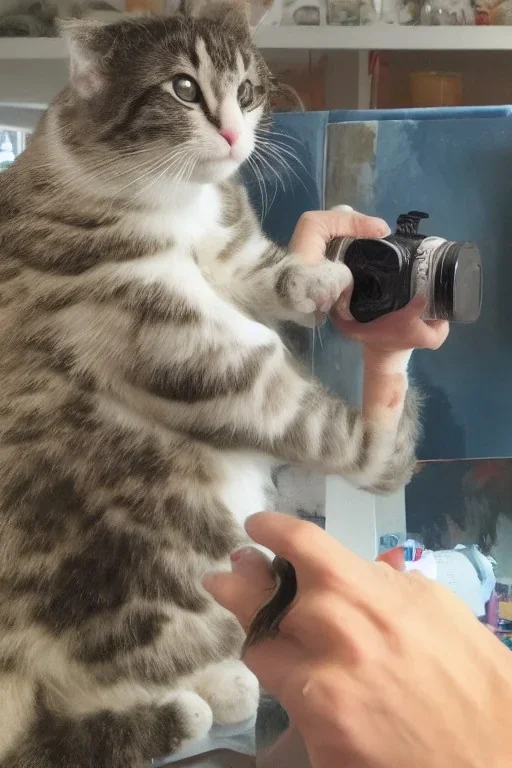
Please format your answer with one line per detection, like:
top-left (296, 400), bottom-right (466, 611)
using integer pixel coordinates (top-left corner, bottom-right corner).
top-left (250, 107), bottom-right (512, 463)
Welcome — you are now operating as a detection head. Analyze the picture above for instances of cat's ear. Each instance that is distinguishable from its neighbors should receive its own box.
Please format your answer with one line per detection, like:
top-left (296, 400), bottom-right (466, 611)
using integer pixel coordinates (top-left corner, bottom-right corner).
top-left (180, 0), bottom-right (251, 24)
top-left (59, 19), bottom-right (111, 99)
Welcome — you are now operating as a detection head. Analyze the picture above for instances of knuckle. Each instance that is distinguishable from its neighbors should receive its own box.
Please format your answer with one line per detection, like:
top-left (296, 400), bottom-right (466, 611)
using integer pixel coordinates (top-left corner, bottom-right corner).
top-left (299, 211), bottom-right (317, 228)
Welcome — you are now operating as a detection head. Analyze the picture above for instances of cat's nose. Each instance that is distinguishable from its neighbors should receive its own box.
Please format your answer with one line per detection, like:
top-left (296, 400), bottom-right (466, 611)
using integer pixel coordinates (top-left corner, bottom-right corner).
top-left (219, 129), bottom-right (238, 148)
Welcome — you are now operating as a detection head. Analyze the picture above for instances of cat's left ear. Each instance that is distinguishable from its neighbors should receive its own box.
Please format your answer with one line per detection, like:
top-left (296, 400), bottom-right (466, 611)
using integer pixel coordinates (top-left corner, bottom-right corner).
top-left (180, 0), bottom-right (251, 24)
top-left (59, 19), bottom-right (113, 99)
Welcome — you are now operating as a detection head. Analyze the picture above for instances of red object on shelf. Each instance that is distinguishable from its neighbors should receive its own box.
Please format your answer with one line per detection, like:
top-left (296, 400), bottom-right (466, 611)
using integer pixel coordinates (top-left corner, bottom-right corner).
top-left (475, 9), bottom-right (490, 23)
top-left (369, 51), bottom-right (391, 109)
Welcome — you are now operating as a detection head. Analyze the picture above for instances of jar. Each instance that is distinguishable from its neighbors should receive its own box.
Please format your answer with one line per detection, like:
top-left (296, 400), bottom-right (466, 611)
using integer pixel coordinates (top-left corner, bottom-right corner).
top-left (282, 0), bottom-right (327, 24)
top-left (327, 0), bottom-right (361, 25)
top-left (409, 71), bottom-right (463, 108)
top-left (420, 0), bottom-right (474, 23)
top-left (377, 0), bottom-right (422, 24)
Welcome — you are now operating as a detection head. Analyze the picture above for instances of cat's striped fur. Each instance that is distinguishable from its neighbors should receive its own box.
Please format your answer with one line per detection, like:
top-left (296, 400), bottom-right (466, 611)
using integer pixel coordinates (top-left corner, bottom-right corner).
top-left (0, 8), bottom-right (420, 768)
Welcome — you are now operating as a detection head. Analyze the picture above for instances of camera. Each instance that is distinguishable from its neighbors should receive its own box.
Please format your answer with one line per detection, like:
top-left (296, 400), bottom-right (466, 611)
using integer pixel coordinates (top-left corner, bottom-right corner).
top-left (325, 211), bottom-right (482, 324)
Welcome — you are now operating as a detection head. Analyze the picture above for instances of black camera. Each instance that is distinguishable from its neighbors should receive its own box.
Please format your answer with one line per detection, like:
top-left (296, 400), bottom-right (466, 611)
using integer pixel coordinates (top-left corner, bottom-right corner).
top-left (326, 211), bottom-right (482, 324)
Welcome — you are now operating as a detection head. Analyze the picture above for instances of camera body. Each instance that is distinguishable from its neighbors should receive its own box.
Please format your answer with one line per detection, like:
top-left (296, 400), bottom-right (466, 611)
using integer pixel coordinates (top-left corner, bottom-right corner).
top-left (326, 211), bottom-right (482, 324)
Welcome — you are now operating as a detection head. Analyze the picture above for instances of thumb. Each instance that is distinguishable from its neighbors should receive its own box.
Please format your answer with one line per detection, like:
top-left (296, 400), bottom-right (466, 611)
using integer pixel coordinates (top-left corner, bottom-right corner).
top-left (203, 547), bottom-right (276, 630)
top-left (290, 210), bottom-right (390, 265)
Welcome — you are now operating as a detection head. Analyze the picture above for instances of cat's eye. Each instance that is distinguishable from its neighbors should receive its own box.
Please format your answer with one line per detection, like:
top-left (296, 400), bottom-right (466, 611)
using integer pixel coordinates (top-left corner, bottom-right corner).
top-left (171, 74), bottom-right (201, 104)
top-left (238, 80), bottom-right (254, 109)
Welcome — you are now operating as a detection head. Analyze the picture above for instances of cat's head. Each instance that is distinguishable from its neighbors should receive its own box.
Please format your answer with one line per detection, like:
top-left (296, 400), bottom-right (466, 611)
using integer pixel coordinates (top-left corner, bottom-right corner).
top-left (59, 5), bottom-right (275, 189)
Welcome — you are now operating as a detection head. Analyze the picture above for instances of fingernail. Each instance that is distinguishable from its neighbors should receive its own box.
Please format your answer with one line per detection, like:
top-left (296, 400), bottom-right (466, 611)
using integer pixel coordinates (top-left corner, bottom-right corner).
top-left (330, 204), bottom-right (353, 212)
top-left (231, 547), bottom-right (252, 563)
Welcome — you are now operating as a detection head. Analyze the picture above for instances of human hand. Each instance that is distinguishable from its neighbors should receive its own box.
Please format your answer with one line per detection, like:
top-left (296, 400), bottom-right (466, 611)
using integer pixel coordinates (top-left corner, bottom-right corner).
top-left (204, 513), bottom-right (512, 768)
top-left (289, 209), bottom-right (390, 266)
top-left (290, 207), bottom-right (449, 367)
top-left (333, 293), bottom-right (450, 376)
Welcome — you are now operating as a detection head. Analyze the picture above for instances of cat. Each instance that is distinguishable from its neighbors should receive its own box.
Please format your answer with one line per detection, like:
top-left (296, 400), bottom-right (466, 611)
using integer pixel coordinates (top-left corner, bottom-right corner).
top-left (0, 7), bottom-right (421, 767)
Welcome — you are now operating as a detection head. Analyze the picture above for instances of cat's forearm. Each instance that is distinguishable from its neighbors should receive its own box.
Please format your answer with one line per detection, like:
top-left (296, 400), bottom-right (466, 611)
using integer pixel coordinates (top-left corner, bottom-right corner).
top-left (362, 347), bottom-right (411, 426)
top-left (231, 239), bottom-right (337, 326)
top-left (170, 343), bottom-right (418, 495)
top-left (357, 348), bottom-right (419, 494)
top-left (230, 241), bottom-right (300, 322)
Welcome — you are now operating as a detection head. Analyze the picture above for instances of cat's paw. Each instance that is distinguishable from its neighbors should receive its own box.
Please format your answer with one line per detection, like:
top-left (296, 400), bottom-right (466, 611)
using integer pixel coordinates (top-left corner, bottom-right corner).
top-left (283, 260), bottom-right (353, 316)
top-left (161, 690), bottom-right (213, 744)
top-left (192, 659), bottom-right (260, 726)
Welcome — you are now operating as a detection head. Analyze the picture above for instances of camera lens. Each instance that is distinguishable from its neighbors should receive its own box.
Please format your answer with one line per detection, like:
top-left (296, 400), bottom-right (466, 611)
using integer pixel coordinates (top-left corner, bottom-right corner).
top-left (433, 242), bottom-right (482, 322)
top-left (345, 238), bottom-right (410, 323)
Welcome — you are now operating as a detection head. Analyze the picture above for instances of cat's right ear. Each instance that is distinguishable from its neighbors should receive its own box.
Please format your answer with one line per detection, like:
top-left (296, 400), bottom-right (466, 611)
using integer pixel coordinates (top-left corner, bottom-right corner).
top-left (59, 19), bottom-right (108, 99)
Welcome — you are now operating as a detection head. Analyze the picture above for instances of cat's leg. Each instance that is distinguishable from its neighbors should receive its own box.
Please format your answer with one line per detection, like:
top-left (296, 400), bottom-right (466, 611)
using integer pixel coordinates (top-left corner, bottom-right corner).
top-left (224, 234), bottom-right (353, 328)
top-left (58, 248), bottom-right (417, 493)
top-left (189, 659), bottom-right (260, 725)
top-left (1, 685), bottom-right (213, 768)
top-left (118, 265), bottom-right (417, 493)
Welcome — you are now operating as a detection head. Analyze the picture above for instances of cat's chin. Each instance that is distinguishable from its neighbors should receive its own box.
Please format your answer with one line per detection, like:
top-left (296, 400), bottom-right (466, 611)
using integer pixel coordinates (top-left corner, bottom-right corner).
top-left (191, 158), bottom-right (242, 184)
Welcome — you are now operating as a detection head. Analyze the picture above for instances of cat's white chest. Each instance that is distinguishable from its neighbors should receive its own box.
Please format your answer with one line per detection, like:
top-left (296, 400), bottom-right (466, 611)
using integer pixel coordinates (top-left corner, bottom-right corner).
top-left (133, 184), bottom-right (231, 277)
top-left (216, 451), bottom-right (275, 558)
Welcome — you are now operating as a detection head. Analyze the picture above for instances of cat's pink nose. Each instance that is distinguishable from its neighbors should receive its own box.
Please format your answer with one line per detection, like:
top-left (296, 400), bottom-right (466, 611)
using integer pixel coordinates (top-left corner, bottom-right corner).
top-left (219, 129), bottom-right (238, 147)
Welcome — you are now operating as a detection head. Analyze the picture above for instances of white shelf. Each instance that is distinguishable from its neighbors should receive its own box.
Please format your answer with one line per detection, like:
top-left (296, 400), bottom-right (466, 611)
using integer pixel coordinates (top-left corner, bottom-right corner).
top-left (1, 25), bottom-right (512, 57)
top-left (255, 24), bottom-right (512, 51)
top-left (256, 24), bottom-right (512, 50)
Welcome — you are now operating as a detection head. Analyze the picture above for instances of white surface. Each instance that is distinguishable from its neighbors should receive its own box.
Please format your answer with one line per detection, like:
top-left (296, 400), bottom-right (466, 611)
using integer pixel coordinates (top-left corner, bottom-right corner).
top-left (325, 476), bottom-right (378, 561)
top-left (325, 479), bottom-right (406, 561)
top-left (2, 26), bottom-right (512, 58)
top-left (152, 718), bottom-right (256, 767)
top-left (166, 753), bottom-right (255, 767)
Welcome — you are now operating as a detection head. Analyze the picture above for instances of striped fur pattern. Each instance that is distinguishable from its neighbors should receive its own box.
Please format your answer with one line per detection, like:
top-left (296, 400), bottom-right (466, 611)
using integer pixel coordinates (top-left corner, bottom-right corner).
top-left (0, 9), bottom-right (420, 768)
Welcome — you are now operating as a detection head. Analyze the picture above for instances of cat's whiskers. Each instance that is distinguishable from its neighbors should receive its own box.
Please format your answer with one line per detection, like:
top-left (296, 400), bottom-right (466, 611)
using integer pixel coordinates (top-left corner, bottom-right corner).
top-left (28, 148), bottom-right (176, 206)
top-left (257, 135), bottom-right (314, 182)
top-left (252, 144), bottom-right (292, 191)
top-left (245, 155), bottom-right (268, 224)
top-left (255, 128), bottom-right (303, 146)
top-left (253, 149), bottom-right (286, 194)
top-left (254, 141), bottom-right (310, 196)
top-left (109, 144), bottom-right (194, 203)
top-left (133, 147), bottom-right (198, 205)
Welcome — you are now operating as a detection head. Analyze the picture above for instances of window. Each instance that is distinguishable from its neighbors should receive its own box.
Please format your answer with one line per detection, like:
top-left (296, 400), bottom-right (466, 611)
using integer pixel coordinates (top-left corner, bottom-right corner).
top-left (0, 128), bottom-right (29, 170)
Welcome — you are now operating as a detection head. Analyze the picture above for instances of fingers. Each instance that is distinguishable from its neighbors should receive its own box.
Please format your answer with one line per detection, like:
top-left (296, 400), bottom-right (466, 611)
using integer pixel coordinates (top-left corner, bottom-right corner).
top-left (245, 512), bottom-right (369, 586)
top-left (332, 291), bottom-right (450, 351)
top-left (317, 209), bottom-right (390, 239)
top-left (290, 210), bottom-right (390, 265)
top-left (421, 319), bottom-right (450, 349)
top-left (203, 547), bottom-right (276, 630)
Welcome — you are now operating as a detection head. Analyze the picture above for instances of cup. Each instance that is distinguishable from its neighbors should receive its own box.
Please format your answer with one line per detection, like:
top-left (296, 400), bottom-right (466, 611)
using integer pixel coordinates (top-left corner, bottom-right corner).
top-left (409, 71), bottom-right (463, 108)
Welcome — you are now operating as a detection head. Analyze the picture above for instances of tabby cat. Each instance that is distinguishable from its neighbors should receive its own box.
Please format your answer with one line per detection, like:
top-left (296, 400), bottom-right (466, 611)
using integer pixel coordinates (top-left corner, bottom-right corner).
top-left (0, 7), bottom-right (420, 767)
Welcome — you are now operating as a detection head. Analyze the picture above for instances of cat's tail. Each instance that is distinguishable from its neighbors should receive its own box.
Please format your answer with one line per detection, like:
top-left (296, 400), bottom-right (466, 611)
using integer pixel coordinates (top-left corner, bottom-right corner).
top-left (1, 685), bottom-right (213, 768)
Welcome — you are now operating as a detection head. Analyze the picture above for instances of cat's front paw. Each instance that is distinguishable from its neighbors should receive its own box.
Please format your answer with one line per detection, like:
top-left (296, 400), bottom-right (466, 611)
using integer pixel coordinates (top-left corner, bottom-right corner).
top-left (280, 260), bottom-right (353, 316)
top-left (192, 659), bottom-right (260, 726)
